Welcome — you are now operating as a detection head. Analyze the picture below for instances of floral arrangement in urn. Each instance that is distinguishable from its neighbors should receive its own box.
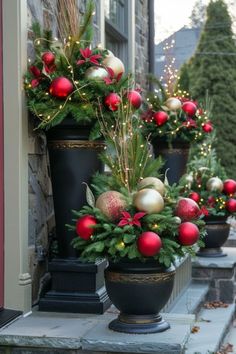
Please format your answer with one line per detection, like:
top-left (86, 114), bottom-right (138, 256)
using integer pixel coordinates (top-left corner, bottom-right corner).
top-left (69, 100), bottom-right (205, 267)
top-left (142, 84), bottom-right (213, 146)
top-left (181, 136), bottom-right (236, 218)
top-left (24, 0), bottom-right (140, 137)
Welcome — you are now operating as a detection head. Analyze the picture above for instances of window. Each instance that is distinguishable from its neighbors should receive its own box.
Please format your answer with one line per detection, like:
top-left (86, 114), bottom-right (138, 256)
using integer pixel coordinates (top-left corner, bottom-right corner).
top-left (104, 0), bottom-right (129, 68)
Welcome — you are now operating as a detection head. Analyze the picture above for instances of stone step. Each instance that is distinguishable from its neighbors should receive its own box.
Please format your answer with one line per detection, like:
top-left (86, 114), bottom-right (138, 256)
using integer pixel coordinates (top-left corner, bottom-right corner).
top-left (0, 310), bottom-right (193, 354)
top-left (192, 247), bottom-right (236, 303)
top-left (0, 279), bottom-right (212, 354)
top-left (224, 229), bottom-right (236, 247)
top-left (168, 281), bottom-right (210, 315)
top-left (185, 303), bottom-right (235, 354)
top-left (222, 319), bottom-right (236, 353)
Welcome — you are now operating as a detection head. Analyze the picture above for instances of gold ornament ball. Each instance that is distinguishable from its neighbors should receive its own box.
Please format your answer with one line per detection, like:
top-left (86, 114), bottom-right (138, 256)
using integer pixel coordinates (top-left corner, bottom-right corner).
top-left (165, 97), bottom-right (182, 110)
top-left (206, 177), bottom-right (224, 192)
top-left (95, 191), bottom-right (126, 221)
top-left (102, 56), bottom-right (125, 77)
top-left (138, 177), bottom-right (165, 196)
top-left (133, 188), bottom-right (164, 214)
top-left (84, 66), bottom-right (109, 81)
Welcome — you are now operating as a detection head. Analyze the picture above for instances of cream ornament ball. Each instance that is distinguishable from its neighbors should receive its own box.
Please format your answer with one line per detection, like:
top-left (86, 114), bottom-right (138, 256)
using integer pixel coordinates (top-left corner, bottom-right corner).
top-left (165, 97), bottom-right (182, 111)
top-left (84, 66), bottom-right (109, 81)
top-left (103, 56), bottom-right (125, 77)
top-left (133, 188), bottom-right (164, 214)
top-left (138, 177), bottom-right (165, 196)
top-left (206, 177), bottom-right (224, 192)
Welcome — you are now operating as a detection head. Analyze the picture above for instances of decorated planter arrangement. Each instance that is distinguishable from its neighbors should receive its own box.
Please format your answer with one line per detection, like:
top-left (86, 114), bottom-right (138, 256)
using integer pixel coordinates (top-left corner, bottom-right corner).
top-left (69, 101), bottom-right (205, 333)
top-left (181, 138), bottom-right (236, 257)
top-left (142, 88), bottom-right (213, 184)
top-left (24, 1), bottom-right (140, 313)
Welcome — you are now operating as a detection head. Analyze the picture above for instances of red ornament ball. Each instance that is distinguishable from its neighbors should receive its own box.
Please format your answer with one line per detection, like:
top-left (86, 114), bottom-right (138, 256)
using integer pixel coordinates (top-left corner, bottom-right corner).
top-left (226, 198), bottom-right (236, 213)
top-left (207, 196), bottom-right (216, 206)
top-left (153, 111), bottom-right (168, 126)
top-left (49, 77), bottom-right (73, 99)
top-left (42, 51), bottom-right (55, 66)
top-left (223, 179), bottom-right (236, 195)
top-left (182, 101), bottom-right (197, 117)
top-left (95, 191), bottom-right (126, 221)
top-left (104, 92), bottom-right (121, 111)
top-left (202, 121), bottom-right (213, 133)
top-left (178, 222), bottom-right (199, 246)
top-left (76, 215), bottom-right (97, 240)
top-left (175, 198), bottom-right (200, 221)
top-left (188, 192), bottom-right (200, 204)
top-left (137, 231), bottom-right (162, 257)
top-left (127, 90), bottom-right (142, 109)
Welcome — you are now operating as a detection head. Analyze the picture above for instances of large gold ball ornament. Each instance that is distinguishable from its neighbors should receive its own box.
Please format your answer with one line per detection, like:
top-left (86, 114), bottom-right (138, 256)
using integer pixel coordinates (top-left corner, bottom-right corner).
top-left (84, 66), bottom-right (109, 81)
top-left (95, 191), bottom-right (126, 221)
top-left (138, 177), bottom-right (165, 196)
top-left (102, 56), bottom-right (125, 77)
top-left (133, 188), bottom-right (164, 214)
top-left (165, 97), bottom-right (182, 111)
top-left (206, 177), bottom-right (224, 192)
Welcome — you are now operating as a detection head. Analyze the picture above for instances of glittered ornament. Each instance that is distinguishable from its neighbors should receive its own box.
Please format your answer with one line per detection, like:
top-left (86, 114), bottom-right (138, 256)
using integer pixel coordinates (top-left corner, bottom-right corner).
top-left (104, 92), bottom-right (121, 111)
top-left (188, 192), bottom-right (200, 204)
top-left (223, 179), bottom-right (236, 195)
top-left (42, 51), bottom-right (55, 66)
top-left (127, 90), bottom-right (142, 109)
top-left (182, 101), bottom-right (197, 116)
top-left (175, 198), bottom-right (200, 221)
top-left (133, 188), bottom-right (164, 214)
top-left (138, 177), bottom-right (165, 196)
top-left (165, 97), bottom-right (182, 110)
top-left (96, 191), bottom-right (126, 221)
top-left (153, 111), bottom-right (168, 126)
top-left (103, 56), bottom-right (125, 77)
top-left (206, 177), bottom-right (223, 192)
top-left (84, 66), bottom-right (109, 81)
top-left (49, 77), bottom-right (73, 99)
top-left (105, 49), bottom-right (115, 58)
top-left (137, 231), bottom-right (162, 257)
top-left (178, 222), bottom-right (199, 246)
top-left (202, 121), bottom-right (213, 133)
top-left (76, 215), bottom-right (97, 240)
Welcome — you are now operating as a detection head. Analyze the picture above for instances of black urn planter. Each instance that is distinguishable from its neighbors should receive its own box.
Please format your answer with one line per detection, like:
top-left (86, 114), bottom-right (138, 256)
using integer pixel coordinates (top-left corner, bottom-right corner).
top-left (197, 216), bottom-right (230, 258)
top-left (105, 260), bottom-right (175, 334)
top-left (39, 118), bottom-right (111, 313)
top-left (152, 139), bottom-right (190, 185)
top-left (46, 119), bottom-right (105, 258)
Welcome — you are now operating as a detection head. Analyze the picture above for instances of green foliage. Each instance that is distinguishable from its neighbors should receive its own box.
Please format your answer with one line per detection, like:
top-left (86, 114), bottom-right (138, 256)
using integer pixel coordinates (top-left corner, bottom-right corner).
top-left (185, 0), bottom-right (236, 178)
top-left (70, 185), bottom-right (206, 265)
top-left (180, 134), bottom-right (235, 217)
top-left (24, 2), bottom-right (131, 134)
top-left (143, 78), bottom-right (213, 145)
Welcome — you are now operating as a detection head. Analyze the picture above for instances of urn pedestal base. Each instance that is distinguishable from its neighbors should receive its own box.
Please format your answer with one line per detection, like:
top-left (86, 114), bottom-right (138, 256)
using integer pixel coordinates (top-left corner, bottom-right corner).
top-left (39, 258), bottom-right (111, 314)
top-left (109, 314), bottom-right (170, 334)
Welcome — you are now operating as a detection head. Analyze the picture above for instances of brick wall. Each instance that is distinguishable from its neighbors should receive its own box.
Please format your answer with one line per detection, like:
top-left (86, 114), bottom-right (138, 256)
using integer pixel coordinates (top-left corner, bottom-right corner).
top-left (27, 0), bottom-right (150, 304)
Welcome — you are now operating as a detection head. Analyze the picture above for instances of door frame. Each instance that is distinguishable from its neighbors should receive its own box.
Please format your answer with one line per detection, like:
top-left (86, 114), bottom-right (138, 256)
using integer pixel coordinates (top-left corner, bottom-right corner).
top-left (2, 0), bottom-right (31, 312)
top-left (0, 0), bottom-right (3, 310)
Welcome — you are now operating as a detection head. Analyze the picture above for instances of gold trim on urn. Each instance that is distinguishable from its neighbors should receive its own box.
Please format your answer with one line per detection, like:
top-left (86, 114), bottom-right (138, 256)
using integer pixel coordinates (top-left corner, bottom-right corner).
top-left (105, 271), bottom-right (175, 284)
top-left (48, 140), bottom-right (105, 150)
top-left (159, 148), bottom-right (189, 155)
